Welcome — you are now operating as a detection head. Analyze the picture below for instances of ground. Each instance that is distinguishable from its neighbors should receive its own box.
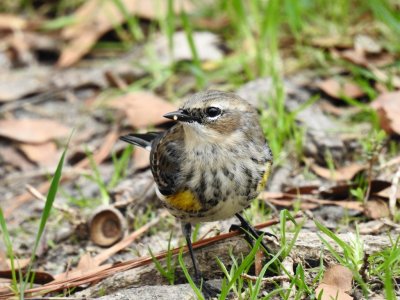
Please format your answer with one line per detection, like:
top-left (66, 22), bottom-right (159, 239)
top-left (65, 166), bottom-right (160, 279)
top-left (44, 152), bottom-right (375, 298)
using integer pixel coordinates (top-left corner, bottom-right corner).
top-left (0, 1), bottom-right (399, 299)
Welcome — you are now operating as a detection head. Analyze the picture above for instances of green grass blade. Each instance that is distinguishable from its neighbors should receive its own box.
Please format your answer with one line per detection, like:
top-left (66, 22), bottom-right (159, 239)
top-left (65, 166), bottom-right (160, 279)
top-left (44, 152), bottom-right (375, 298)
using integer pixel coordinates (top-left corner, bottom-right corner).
top-left (252, 247), bottom-right (284, 299)
top-left (22, 133), bottom-right (72, 292)
top-left (178, 249), bottom-right (204, 300)
top-left (0, 208), bottom-right (18, 292)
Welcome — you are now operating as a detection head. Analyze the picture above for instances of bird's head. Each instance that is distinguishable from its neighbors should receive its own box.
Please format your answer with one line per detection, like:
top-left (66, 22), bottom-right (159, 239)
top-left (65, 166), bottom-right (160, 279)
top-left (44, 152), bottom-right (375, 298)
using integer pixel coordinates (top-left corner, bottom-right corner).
top-left (163, 90), bottom-right (258, 141)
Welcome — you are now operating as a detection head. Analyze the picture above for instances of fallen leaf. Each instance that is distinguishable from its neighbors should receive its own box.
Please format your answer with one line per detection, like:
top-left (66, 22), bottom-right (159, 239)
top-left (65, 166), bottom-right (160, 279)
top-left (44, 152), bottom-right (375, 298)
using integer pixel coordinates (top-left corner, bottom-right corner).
top-left (322, 265), bottom-right (353, 291)
top-left (0, 145), bottom-right (35, 170)
top-left (364, 200), bottom-right (390, 219)
top-left (319, 180), bottom-right (391, 200)
top-left (18, 142), bottom-right (59, 166)
top-left (354, 34), bottom-right (382, 54)
top-left (318, 78), bottom-right (364, 99)
top-left (316, 283), bottom-right (353, 300)
top-left (0, 270), bottom-right (54, 285)
top-left (76, 253), bottom-right (98, 271)
top-left (376, 186), bottom-right (400, 200)
top-left (370, 91), bottom-right (400, 135)
top-left (340, 49), bottom-right (367, 66)
top-left (0, 14), bottom-right (27, 30)
top-left (310, 163), bottom-right (366, 181)
top-left (261, 192), bottom-right (363, 212)
top-left (359, 220), bottom-right (386, 235)
top-left (284, 185), bottom-right (319, 195)
top-left (268, 198), bottom-right (319, 210)
top-left (0, 119), bottom-right (70, 143)
top-left (316, 265), bottom-right (353, 300)
top-left (108, 91), bottom-right (176, 128)
top-left (58, 0), bottom-right (194, 67)
top-left (0, 67), bottom-right (50, 102)
top-left (133, 147), bottom-right (150, 170)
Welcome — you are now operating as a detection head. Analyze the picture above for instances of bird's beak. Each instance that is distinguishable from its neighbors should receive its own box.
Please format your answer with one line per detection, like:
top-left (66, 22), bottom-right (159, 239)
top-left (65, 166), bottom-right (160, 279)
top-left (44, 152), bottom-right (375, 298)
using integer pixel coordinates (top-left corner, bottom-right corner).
top-left (163, 109), bottom-right (197, 123)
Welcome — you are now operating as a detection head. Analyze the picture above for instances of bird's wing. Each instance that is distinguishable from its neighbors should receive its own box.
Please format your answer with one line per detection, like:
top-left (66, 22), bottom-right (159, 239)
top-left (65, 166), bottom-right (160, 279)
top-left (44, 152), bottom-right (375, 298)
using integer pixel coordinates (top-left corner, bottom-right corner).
top-left (150, 126), bottom-right (185, 196)
top-left (119, 132), bottom-right (163, 150)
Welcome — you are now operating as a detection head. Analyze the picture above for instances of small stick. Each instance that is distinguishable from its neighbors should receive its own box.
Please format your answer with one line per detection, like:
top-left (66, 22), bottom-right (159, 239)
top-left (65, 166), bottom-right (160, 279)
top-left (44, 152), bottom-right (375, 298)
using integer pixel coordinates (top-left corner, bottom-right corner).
top-left (241, 273), bottom-right (289, 284)
top-left (26, 184), bottom-right (76, 217)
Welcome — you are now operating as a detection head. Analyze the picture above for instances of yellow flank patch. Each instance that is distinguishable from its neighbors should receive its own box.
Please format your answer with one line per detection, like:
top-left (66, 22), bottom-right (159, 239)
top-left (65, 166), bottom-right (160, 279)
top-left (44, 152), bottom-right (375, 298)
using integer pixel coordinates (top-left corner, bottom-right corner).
top-left (257, 161), bottom-right (272, 192)
top-left (165, 190), bottom-right (202, 212)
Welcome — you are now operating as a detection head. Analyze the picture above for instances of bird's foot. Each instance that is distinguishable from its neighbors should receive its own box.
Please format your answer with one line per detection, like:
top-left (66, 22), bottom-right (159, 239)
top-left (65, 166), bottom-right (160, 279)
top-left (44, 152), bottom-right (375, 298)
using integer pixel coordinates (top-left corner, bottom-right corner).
top-left (229, 224), bottom-right (277, 240)
top-left (229, 223), bottom-right (279, 257)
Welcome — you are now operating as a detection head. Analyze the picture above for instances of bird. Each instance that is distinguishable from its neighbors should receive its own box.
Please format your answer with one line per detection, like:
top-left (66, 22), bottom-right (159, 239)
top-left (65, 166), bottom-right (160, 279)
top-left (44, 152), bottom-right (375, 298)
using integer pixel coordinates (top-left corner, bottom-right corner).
top-left (120, 90), bottom-right (273, 298)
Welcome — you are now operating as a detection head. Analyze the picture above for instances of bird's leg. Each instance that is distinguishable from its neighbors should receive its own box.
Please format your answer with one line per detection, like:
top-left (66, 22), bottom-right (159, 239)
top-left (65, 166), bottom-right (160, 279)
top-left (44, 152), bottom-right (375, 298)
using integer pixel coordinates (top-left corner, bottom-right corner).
top-left (182, 223), bottom-right (220, 299)
top-left (233, 213), bottom-right (276, 255)
top-left (182, 223), bottom-right (202, 282)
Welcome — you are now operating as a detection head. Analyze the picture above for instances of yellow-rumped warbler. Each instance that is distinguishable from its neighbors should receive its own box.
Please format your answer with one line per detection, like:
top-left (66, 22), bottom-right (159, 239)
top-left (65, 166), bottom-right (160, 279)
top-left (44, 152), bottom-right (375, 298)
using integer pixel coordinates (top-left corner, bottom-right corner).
top-left (120, 90), bottom-right (273, 297)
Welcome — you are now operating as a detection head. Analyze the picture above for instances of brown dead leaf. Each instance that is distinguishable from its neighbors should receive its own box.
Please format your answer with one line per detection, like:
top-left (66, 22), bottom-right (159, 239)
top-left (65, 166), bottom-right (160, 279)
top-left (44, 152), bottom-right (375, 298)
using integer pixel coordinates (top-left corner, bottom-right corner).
top-left (268, 198), bottom-right (319, 210)
top-left (310, 163), bottom-right (366, 181)
top-left (316, 265), bottom-right (353, 300)
top-left (76, 253), bottom-right (98, 271)
top-left (376, 186), bottom-right (400, 200)
top-left (318, 78), bottom-right (364, 99)
top-left (0, 270), bottom-right (54, 285)
top-left (319, 180), bottom-right (391, 200)
top-left (0, 67), bottom-right (50, 102)
top-left (364, 199), bottom-right (390, 219)
top-left (316, 283), bottom-right (353, 300)
top-left (0, 119), bottom-right (70, 143)
top-left (322, 265), bottom-right (353, 291)
top-left (58, 0), bottom-right (194, 67)
top-left (261, 191), bottom-right (363, 212)
top-left (108, 92), bottom-right (176, 128)
top-left (133, 147), bottom-right (150, 169)
top-left (18, 142), bottom-right (58, 166)
top-left (371, 91), bottom-right (400, 135)
top-left (0, 14), bottom-right (27, 30)
top-left (0, 145), bottom-right (35, 170)
top-left (340, 49), bottom-right (368, 66)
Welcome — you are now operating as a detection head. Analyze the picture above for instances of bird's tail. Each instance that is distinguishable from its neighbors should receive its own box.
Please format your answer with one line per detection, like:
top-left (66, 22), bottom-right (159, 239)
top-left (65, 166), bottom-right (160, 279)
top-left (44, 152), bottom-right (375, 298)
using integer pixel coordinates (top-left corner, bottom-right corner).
top-left (119, 132), bottom-right (161, 150)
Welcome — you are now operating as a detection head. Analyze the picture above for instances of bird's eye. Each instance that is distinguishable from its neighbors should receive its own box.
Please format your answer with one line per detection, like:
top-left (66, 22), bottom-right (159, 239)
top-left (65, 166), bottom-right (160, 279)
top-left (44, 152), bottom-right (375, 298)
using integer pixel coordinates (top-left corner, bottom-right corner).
top-left (205, 107), bottom-right (221, 118)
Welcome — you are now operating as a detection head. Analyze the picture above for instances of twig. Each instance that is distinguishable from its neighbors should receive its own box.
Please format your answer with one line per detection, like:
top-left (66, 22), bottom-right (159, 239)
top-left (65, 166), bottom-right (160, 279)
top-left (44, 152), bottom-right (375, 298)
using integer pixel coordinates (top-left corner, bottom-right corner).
top-left (26, 184), bottom-right (76, 217)
top-left (241, 273), bottom-right (289, 284)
